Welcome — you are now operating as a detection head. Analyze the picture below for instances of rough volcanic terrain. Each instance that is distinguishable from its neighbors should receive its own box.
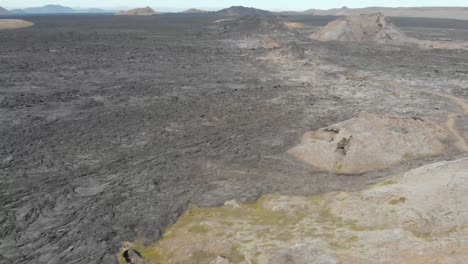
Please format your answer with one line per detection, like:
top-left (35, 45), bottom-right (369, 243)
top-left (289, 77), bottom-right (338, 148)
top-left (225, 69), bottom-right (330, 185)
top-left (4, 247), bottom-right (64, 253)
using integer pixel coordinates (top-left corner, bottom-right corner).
top-left (0, 13), bottom-right (467, 264)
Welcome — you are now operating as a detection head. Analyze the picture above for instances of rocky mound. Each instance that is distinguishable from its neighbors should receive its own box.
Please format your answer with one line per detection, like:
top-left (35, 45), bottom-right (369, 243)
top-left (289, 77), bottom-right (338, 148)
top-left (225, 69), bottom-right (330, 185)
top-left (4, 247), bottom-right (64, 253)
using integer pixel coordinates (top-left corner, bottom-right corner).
top-left (289, 112), bottom-right (450, 174)
top-left (214, 15), bottom-right (289, 35)
top-left (0, 7), bottom-right (10, 15)
top-left (182, 9), bottom-right (208, 14)
top-left (115, 7), bottom-right (156, 16)
top-left (0, 19), bottom-right (33, 30)
top-left (215, 6), bottom-right (272, 17)
top-left (121, 158), bottom-right (468, 263)
top-left (311, 13), bottom-right (407, 43)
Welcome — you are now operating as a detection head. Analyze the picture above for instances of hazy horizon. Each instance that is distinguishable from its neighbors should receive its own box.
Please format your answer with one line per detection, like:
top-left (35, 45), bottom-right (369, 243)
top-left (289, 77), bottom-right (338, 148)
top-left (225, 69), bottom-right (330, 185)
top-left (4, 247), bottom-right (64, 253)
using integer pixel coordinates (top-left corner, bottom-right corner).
top-left (1, 0), bottom-right (467, 11)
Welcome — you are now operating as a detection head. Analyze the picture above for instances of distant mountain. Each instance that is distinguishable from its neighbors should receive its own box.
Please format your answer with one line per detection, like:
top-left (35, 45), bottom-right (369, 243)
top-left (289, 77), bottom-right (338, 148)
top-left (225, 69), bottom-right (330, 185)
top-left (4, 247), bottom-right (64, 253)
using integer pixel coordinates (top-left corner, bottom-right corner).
top-left (182, 9), bottom-right (208, 14)
top-left (78, 8), bottom-right (107, 13)
top-left (215, 6), bottom-right (273, 17)
top-left (19, 5), bottom-right (75, 14)
top-left (10, 9), bottom-right (26, 14)
top-left (0, 6), bottom-right (11, 15)
top-left (115, 7), bottom-right (156, 16)
top-left (300, 6), bottom-right (468, 20)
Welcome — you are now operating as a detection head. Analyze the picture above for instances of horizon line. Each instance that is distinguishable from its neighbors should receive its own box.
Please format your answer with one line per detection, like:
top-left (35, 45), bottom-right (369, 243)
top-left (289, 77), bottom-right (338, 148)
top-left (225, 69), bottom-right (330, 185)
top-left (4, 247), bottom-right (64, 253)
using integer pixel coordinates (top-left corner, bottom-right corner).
top-left (2, 5), bottom-right (468, 12)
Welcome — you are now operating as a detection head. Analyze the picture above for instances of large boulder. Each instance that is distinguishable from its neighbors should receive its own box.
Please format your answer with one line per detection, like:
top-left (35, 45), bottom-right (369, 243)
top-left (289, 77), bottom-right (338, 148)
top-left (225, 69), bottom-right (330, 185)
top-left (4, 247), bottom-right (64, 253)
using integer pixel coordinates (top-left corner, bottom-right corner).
top-left (115, 7), bottom-right (156, 16)
top-left (311, 13), bottom-right (407, 43)
top-left (0, 19), bottom-right (33, 30)
top-left (288, 112), bottom-right (450, 174)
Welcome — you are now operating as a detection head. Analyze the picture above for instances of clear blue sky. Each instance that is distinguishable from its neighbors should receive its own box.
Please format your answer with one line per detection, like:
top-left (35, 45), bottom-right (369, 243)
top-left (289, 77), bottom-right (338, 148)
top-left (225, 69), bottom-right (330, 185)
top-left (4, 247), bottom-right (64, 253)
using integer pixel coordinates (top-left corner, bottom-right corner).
top-left (1, 0), bottom-right (467, 11)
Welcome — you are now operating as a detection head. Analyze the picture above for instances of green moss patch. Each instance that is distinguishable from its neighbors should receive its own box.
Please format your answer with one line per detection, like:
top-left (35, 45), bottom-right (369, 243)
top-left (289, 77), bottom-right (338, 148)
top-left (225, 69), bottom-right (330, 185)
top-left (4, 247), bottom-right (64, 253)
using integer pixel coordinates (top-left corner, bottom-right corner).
top-left (388, 197), bottom-right (407, 205)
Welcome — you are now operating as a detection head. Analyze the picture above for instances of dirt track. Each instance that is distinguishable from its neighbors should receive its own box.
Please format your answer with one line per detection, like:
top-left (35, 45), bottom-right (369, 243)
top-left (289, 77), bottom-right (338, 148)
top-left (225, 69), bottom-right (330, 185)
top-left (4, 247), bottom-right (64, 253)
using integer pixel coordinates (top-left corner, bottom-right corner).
top-left (1, 14), bottom-right (467, 263)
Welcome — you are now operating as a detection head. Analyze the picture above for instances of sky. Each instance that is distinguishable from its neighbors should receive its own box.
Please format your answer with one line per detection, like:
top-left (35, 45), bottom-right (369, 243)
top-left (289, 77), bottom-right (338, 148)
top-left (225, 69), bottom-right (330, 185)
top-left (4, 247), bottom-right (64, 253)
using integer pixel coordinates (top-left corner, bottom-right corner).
top-left (1, 0), bottom-right (467, 11)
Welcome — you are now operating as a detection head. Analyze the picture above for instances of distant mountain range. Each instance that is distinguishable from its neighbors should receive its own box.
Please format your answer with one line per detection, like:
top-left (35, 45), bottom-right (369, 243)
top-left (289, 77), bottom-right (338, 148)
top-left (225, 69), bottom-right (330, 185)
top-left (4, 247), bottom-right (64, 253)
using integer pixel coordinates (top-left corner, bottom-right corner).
top-left (2, 5), bottom-right (468, 20)
top-left (0, 6), bottom-right (10, 15)
top-left (289, 6), bottom-right (468, 20)
top-left (22, 4), bottom-right (74, 13)
top-left (214, 6), bottom-right (272, 17)
top-left (4, 5), bottom-right (108, 14)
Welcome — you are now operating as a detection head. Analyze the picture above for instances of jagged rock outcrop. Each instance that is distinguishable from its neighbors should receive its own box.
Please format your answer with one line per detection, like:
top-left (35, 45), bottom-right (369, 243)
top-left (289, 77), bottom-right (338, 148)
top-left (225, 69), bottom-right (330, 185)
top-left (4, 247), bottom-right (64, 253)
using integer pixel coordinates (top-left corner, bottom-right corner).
top-left (122, 249), bottom-right (146, 264)
top-left (288, 112), bottom-right (450, 174)
top-left (123, 158), bottom-right (468, 263)
top-left (311, 13), bottom-right (407, 44)
top-left (115, 7), bottom-right (156, 16)
top-left (0, 19), bottom-right (33, 30)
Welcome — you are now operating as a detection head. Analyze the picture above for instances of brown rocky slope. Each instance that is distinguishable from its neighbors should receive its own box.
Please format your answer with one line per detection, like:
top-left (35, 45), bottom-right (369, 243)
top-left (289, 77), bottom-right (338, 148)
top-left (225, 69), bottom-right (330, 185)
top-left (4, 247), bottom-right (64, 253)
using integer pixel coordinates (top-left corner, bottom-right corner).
top-left (311, 13), bottom-right (408, 44)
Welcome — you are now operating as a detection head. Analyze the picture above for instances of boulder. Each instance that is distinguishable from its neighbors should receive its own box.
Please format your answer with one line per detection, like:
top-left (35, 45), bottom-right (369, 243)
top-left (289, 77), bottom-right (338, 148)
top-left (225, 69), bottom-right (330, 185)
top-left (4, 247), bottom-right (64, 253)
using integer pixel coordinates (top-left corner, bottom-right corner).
top-left (122, 249), bottom-right (149, 264)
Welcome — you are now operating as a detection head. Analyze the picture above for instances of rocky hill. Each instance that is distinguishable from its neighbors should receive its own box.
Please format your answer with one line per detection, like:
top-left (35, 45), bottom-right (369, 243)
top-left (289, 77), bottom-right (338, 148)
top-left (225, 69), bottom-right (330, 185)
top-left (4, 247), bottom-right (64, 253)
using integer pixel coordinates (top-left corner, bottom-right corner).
top-left (182, 9), bottom-right (208, 14)
top-left (215, 6), bottom-right (273, 17)
top-left (115, 7), bottom-right (156, 16)
top-left (20, 5), bottom-right (75, 14)
top-left (0, 19), bottom-right (33, 30)
top-left (311, 13), bottom-right (408, 44)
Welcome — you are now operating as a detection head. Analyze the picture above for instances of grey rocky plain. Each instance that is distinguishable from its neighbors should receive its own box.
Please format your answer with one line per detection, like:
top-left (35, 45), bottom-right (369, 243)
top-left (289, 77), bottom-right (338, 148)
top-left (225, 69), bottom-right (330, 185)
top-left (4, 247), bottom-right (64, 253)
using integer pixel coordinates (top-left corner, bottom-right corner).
top-left (1, 12), bottom-right (468, 263)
